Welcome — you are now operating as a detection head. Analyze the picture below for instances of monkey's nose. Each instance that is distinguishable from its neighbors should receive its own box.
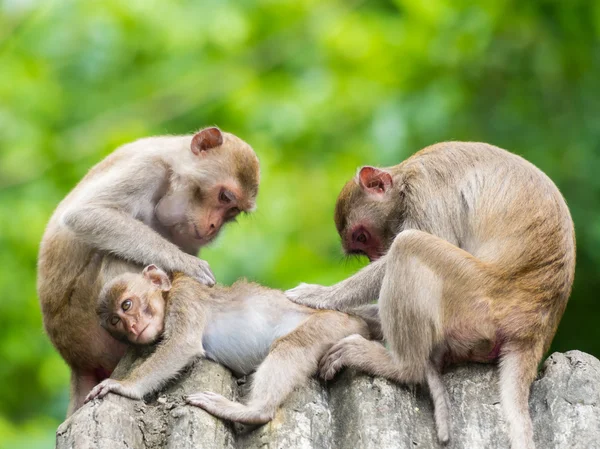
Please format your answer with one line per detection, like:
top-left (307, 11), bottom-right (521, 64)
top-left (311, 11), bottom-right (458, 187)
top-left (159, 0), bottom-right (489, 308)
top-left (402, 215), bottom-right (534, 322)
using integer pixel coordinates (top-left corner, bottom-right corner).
top-left (206, 223), bottom-right (219, 237)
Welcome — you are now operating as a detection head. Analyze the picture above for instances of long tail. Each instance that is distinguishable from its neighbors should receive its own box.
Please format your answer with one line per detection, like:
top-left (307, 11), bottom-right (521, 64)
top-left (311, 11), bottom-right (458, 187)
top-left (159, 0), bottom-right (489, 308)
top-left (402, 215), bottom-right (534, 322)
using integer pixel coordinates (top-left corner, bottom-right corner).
top-left (498, 344), bottom-right (542, 449)
top-left (426, 362), bottom-right (451, 445)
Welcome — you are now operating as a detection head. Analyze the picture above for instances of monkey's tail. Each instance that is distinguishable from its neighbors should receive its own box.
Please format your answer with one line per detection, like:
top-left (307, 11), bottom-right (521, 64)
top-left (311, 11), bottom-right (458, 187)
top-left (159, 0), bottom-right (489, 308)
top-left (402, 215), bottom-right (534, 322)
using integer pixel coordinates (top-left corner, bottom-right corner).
top-left (426, 362), bottom-right (451, 445)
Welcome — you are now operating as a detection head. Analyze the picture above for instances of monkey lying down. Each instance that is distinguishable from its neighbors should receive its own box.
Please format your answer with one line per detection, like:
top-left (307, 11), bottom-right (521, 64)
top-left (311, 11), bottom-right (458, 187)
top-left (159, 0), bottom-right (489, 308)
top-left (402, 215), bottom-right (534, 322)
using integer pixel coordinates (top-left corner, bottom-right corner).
top-left (84, 265), bottom-right (405, 430)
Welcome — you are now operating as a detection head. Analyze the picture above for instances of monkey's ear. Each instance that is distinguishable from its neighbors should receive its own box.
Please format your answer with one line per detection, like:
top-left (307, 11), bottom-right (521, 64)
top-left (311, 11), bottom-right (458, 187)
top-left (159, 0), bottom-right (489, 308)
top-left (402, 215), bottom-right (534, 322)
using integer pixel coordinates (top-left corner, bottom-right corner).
top-left (142, 265), bottom-right (172, 292)
top-left (191, 127), bottom-right (224, 155)
top-left (358, 166), bottom-right (393, 194)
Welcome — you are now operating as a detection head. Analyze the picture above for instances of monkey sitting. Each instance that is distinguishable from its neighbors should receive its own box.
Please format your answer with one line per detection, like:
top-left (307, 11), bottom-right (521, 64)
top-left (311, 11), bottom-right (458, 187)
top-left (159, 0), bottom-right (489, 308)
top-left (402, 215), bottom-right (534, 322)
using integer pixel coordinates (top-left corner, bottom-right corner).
top-left (287, 142), bottom-right (576, 449)
top-left (38, 127), bottom-right (260, 414)
top-left (85, 264), bottom-right (385, 426)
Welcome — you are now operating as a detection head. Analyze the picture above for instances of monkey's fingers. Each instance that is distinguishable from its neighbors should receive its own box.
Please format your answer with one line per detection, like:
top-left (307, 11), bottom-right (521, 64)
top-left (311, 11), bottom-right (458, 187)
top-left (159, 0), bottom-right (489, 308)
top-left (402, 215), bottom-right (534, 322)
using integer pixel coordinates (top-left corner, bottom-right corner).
top-left (185, 392), bottom-right (227, 412)
top-left (285, 283), bottom-right (328, 307)
top-left (190, 259), bottom-right (216, 287)
top-left (84, 381), bottom-right (113, 403)
top-left (318, 344), bottom-right (347, 380)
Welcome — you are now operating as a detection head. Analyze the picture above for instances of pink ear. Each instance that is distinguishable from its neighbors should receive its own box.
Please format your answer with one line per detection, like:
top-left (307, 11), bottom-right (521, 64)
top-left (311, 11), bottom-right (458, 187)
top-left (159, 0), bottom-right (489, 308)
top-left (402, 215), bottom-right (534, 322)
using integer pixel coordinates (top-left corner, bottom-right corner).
top-left (144, 264), bottom-right (158, 272)
top-left (191, 127), bottom-right (224, 155)
top-left (142, 265), bottom-right (172, 291)
top-left (358, 166), bottom-right (393, 194)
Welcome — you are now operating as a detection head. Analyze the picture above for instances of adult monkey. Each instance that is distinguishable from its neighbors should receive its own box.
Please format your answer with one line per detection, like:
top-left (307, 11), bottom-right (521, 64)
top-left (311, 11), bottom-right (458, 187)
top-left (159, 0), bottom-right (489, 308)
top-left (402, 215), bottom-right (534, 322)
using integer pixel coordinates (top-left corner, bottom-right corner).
top-left (287, 142), bottom-right (575, 449)
top-left (37, 127), bottom-right (260, 415)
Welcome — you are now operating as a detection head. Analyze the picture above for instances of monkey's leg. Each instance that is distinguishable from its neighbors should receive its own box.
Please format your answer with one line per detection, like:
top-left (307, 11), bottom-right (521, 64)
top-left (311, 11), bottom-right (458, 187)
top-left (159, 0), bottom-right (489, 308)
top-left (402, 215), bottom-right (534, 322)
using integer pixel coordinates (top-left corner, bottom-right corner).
top-left (347, 303), bottom-right (383, 340)
top-left (320, 230), bottom-right (492, 443)
top-left (499, 343), bottom-right (542, 449)
top-left (67, 370), bottom-right (100, 416)
top-left (186, 312), bottom-right (369, 425)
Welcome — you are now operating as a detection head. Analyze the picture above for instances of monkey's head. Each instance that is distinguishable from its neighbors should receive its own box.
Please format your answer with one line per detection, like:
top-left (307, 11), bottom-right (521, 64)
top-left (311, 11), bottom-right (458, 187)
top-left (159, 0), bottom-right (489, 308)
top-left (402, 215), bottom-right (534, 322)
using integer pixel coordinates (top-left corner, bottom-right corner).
top-left (155, 127), bottom-right (260, 253)
top-left (97, 265), bottom-right (170, 345)
top-left (334, 166), bottom-right (402, 262)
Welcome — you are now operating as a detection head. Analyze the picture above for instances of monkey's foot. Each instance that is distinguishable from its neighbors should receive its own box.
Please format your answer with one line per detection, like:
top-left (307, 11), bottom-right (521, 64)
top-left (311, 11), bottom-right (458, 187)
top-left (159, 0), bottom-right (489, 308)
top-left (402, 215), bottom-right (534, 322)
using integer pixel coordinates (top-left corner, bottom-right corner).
top-left (185, 391), bottom-right (272, 425)
top-left (84, 379), bottom-right (142, 403)
top-left (319, 334), bottom-right (368, 380)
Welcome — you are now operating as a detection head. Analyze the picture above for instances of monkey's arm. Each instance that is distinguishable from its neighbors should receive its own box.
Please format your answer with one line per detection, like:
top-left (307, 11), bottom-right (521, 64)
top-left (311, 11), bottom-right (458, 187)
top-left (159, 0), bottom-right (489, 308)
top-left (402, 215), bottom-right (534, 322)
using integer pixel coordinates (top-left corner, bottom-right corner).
top-left (86, 340), bottom-right (203, 402)
top-left (110, 346), bottom-right (152, 381)
top-left (63, 206), bottom-right (215, 285)
top-left (286, 256), bottom-right (387, 310)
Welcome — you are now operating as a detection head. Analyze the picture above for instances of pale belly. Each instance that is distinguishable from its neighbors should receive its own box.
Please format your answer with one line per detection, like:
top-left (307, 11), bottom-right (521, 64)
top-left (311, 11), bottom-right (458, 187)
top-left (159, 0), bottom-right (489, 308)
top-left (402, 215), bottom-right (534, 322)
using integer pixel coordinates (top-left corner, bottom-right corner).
top-left (202, 306), bottom-right (308, 376)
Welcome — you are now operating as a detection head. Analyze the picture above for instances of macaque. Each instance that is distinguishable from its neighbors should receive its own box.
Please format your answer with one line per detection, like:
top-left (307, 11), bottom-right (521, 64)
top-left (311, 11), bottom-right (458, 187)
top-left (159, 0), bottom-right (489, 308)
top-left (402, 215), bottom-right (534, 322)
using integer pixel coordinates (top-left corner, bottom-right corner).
top-left (287, 142), bottom-right (575, 449)
top-left (85, 265), bottom-right (380, 426)
top-left (37, 127), bottom-right (260, 415)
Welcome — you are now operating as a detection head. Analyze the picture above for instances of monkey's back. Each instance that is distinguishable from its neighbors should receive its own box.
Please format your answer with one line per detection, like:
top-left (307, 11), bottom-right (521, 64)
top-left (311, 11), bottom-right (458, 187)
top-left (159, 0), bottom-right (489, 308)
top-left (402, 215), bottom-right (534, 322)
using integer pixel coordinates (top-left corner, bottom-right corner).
top-left (401, 142), bottom-right (575, 339)
top-left (36, 143), bottom-right (163, 368)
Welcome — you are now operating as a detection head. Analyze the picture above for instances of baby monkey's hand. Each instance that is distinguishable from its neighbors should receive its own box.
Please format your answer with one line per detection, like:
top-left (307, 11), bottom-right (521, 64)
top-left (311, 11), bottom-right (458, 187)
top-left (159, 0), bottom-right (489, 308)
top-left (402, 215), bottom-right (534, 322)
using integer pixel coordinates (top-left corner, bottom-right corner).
top-left (85, 379), bottom-right (142, 403)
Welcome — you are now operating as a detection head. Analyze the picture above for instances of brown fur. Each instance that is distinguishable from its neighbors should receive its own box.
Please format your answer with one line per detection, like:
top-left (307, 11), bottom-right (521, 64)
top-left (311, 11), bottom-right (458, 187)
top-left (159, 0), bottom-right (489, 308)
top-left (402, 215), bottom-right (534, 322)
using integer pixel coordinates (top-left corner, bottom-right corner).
top-left (288, 142), bottom-right (575, 448)
top-left (37, 127), bottom-right (259, 415)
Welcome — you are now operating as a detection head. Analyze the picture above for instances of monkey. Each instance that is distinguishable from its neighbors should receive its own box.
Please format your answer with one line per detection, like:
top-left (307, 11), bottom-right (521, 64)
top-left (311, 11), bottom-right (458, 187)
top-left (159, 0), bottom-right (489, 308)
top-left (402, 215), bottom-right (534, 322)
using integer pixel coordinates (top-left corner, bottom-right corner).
top-left (286, 142), bottom-right (575, 449)
top-left (37, 127), bottom-right (260, 415)
top-left (84, 264), bottom-right (382, 427)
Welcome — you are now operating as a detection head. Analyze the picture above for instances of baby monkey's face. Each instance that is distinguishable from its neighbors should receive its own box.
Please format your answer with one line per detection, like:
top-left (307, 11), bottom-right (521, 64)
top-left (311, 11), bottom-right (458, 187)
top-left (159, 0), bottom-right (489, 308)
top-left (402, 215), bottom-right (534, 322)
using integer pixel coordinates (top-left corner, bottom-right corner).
top-left (99, 265), bottom-right (170, 345)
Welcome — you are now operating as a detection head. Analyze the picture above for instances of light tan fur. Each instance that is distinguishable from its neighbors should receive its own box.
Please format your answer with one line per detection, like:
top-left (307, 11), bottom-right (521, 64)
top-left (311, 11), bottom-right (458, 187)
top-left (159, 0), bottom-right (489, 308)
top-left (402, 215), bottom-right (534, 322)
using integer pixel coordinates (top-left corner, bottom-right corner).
top-left (37, 127), bottom-right (260, 415)
top-left (287, 142), bottom-right (575, 449)
top-left (86, 271), bottom-right (376, 425)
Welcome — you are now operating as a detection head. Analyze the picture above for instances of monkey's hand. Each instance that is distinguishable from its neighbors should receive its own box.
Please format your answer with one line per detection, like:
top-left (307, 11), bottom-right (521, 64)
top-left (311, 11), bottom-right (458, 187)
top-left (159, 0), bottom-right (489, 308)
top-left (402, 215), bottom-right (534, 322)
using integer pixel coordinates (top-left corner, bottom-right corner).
top-left (285, 283), bottom-right (335, 309)
top-left (179, 255), bottom-right (216, 287)
top-left (84, 379), bottom-right (143, 403)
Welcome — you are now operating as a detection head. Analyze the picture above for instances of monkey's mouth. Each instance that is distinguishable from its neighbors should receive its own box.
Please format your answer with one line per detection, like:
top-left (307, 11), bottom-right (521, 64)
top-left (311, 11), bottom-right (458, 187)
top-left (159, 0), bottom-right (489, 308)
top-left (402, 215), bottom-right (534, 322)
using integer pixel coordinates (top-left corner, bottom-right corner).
top-left (133, 324), bottom-right (151, 342)
top-left (193, 224), bottom-right (203, 241)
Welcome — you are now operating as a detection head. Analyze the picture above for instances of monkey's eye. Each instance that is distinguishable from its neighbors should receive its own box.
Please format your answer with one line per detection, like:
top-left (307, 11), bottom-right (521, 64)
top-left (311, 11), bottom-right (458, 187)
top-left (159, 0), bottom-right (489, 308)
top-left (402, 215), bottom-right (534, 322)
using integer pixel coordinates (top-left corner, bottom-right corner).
top-left (219, 189), bottom-right (235, 204)
top-left (352, 228), bottom-right (371, 245)
top-left (110, 316), bottom-right (120, 326)
top-left (121, 299), bottom-right (133, 311)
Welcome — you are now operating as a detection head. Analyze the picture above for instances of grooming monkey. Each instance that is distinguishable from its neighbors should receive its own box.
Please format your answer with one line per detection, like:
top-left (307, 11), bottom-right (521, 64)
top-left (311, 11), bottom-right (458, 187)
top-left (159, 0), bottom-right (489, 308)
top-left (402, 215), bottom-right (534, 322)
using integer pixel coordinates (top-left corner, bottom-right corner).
top-left (37, 127), bottom-right (260, 415)
top-left (287, 142), bottom-right (575, 449)
top-left (85, 265), bottom-right (380, 425)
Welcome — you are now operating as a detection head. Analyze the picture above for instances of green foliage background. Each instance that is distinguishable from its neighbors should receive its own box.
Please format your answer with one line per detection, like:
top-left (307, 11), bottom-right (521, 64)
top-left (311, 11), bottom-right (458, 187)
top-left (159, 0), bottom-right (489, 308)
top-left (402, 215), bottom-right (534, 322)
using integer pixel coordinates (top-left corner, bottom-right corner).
top-left (0, 0), bottom-right (598, 446)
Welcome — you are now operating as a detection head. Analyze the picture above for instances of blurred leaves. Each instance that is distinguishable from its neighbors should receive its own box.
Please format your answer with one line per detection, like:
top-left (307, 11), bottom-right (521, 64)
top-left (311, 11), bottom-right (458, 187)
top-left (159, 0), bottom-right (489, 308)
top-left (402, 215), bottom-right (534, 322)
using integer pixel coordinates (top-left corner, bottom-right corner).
top-left (0, 0), bottom-right (599, 446)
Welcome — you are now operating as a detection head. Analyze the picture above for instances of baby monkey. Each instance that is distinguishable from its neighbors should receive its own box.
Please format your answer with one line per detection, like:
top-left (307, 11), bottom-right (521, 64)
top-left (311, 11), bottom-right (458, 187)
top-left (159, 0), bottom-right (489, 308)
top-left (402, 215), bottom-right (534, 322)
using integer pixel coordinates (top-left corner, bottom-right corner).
top-left (87, 265), bottom-right (379, 425)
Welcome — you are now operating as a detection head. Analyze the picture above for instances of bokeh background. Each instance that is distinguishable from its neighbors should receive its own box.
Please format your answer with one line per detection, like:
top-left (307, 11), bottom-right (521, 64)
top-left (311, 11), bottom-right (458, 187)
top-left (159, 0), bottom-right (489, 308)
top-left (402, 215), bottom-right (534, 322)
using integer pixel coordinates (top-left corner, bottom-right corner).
top-left (1, 0), bottom-right (599, 447)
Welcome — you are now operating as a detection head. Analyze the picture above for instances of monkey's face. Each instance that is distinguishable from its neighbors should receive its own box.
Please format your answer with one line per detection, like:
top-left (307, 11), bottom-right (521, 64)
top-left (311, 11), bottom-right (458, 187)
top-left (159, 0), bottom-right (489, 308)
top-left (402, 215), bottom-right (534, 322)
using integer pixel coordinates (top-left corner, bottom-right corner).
top-left (106, 290), bottom-right (165, 345)
top-left (189, 182), bottom-right (248, 243)
top-left (99, 265), bottom-right (170, 345)
top-left (155, 128), bottom-right (259, 253)
top-left (334, 166), bottom-right (401, 262)
top-left (154, 182), bottom-right (244, 251)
